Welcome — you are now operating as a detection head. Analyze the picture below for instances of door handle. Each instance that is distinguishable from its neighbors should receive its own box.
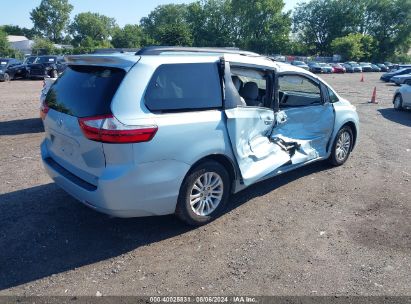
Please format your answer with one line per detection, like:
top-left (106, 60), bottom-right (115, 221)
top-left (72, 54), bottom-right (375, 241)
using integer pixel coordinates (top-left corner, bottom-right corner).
top-left (264, 118), bottom-right (274, 125)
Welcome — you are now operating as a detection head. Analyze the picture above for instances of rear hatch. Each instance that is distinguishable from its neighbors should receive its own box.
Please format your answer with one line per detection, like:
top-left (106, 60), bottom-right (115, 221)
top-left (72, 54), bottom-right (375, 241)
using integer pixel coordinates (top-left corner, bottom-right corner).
top-left (42, 65), bottom-right (126, 186)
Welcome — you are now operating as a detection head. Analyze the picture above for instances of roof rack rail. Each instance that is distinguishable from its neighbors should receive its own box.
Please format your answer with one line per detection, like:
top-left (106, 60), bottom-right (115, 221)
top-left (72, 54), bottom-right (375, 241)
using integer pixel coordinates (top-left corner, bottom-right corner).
top-left (93, 48), bottom-right (141, 54)
top-left (135, 46), bottom-right (260, 56)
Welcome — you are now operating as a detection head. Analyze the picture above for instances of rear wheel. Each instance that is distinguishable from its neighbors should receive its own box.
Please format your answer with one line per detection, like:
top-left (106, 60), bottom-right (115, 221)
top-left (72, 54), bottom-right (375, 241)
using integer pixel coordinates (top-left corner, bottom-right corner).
top-left (50, 70), bottom-right (58, 78)
top-left (2, 72), bottom-right (10, 82)
top-left (394, 94), bottom-right (403, 111)
top-left (176, 161), bottom-right (231, 226)
top-left (329, 126), bottom-right (353, 166)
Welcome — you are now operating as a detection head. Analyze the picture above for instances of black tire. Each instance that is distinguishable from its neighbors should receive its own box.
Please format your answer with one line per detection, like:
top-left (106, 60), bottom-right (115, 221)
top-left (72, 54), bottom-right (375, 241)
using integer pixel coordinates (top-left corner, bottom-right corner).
top-left (2, 72), bottom-right (10, 82)
top-left (176, 161), bottom-right (231, 226)
top-left (393, 94), bottom-right (403, 111)
top-left (329, 126), bottom-right (354, 166)
top-left (50, 70), bottom-right (58, 78)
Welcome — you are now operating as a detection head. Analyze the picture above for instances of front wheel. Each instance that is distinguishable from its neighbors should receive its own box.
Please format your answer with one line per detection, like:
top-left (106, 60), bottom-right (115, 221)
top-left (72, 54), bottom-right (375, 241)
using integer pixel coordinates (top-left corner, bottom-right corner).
top-left (394, 94), bottom-right (403, 111)
top-left (329, 126), bottom-right (353, 166)
top-left (176, 161), bottom-right (231, 226)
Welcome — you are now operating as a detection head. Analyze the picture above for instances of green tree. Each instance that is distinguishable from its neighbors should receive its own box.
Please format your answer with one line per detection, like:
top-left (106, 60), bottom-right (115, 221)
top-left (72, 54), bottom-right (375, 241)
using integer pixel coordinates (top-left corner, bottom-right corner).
top-left (186, 0), bottom-right (234, 47)
top-left (31, 37), bottom-right (57, 55)
top-left (361, 0), bottom-right (411, 60)
top-left (0, 25), bottom-right (38, 39)
top-left (140, 4), bottom-right (193, 46)
top-left (0, 28), bottom-right (13, 57)
top-left (30, 0), bottom-right (73, 42)
top-left (293, 0), bottom-right (347, 55)
top-left (331, 34), bottom-right (364, 61)
top-left (69, 12), bottom-right (117, 47)
top-left (293, 0), bottom-right (411, 59)
top-left (111, 24), bottom-right (142, 48)
top-left (230, 0), bottom-right (291, 54)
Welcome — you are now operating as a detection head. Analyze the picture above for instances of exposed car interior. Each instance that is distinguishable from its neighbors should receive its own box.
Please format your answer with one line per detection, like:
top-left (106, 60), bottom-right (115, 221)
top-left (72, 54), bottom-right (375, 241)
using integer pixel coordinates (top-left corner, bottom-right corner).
top-left (230, 67), bottom-right (269, 107)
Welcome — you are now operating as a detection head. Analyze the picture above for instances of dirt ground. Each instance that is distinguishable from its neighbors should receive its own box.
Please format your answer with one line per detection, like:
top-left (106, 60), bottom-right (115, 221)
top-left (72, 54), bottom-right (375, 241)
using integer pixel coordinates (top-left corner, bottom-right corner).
top-left (0, 73), bottom-right (410, 296)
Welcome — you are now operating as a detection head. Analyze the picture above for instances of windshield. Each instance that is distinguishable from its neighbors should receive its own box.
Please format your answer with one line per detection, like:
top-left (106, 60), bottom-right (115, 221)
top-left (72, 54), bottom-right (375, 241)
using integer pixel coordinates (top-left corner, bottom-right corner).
top-left (293, 61), bottom-right (305, 65)
top-left (24, 57), bottom-right (37, 64)
top-left (319, 63), bottom-right (330, 67)
top-left (34, 57), bottom-right (56, 64)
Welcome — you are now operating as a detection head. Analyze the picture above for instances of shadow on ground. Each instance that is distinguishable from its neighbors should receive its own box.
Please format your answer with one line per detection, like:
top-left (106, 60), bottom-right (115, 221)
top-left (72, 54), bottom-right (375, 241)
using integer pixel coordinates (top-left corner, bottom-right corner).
top-left (378, 108), bottom-right (411, 127)
top-left (0, 161), bottom-right (331, 290)
top-left (0, 118), bottom-right (44, 136)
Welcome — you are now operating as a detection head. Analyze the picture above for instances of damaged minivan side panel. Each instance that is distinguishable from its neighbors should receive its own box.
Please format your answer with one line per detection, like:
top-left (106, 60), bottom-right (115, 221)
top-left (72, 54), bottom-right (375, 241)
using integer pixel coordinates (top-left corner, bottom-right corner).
top-left (224, 62), bottom-right (335, 186)
top-left (270, 73), bottom-right (335, 165)
top-left (223, 61), bottom-right (291, 186)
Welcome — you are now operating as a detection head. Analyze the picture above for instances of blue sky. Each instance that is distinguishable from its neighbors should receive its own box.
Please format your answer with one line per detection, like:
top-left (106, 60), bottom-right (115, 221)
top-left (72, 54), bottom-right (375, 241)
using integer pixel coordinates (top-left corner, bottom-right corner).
top-left (2, 0), bottom-right (300, 28)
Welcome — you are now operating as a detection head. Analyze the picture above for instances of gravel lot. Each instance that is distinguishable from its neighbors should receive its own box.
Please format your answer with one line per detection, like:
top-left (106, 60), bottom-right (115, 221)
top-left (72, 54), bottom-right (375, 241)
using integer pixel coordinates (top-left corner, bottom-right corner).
top-left (0, 73), bottom-right (410, 296)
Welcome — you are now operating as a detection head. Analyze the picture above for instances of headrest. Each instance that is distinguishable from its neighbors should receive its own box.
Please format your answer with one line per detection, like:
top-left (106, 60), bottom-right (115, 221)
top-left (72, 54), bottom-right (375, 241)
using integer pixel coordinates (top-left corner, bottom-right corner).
top-left (240, 82), bottom-right (259, 99)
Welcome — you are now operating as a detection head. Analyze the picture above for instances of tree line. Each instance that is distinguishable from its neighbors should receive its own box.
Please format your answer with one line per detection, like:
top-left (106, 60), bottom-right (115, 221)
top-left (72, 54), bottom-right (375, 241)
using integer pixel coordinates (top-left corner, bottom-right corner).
top-left (1, 0), bottom-right (410, 62)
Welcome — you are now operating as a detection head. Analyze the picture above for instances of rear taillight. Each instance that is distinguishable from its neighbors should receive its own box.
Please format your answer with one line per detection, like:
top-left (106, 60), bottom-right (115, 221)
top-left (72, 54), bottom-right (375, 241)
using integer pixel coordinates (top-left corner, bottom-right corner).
top-left (78, 114), bottom-right (158, 143)
top-left (40, 102), bottom-right (49, 120)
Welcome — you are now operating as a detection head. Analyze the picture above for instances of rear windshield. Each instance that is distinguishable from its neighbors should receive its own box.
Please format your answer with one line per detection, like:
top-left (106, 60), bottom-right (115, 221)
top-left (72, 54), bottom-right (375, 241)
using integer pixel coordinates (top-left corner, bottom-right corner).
top-left (46, 66), bottom-right (125, 117)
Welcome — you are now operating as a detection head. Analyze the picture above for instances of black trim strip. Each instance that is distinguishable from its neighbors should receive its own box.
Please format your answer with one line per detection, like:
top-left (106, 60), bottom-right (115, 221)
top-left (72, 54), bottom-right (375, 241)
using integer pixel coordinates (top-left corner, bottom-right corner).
top-left (44, 157), bottom-right (97, 191)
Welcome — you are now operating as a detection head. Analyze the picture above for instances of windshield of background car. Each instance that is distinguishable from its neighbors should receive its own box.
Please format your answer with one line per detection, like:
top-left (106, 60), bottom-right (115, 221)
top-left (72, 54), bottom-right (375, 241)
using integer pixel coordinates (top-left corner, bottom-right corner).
top-left (293, 61), bottom-right (305, 65)
top-left (25, 57), bottom-right (37, 64)
top-left (34, 57), bottom-right (56, 64)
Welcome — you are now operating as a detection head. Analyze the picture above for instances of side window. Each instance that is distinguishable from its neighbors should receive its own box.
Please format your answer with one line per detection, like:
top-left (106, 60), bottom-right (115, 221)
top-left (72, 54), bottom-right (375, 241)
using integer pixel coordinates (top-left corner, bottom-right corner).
top-left (327, 87), bottom-right (339, 103)
top-left (278, 74), bottom-right (321, 107)
top-left (145, 63), bottom-right (222, 112)
top-left (230, 67), bottom-right (271, 108)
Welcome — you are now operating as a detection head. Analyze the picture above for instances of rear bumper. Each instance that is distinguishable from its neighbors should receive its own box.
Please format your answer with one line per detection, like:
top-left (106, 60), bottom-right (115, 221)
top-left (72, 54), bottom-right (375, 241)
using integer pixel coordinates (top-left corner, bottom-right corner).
top-left (41, 141), bottom-right (190, 218)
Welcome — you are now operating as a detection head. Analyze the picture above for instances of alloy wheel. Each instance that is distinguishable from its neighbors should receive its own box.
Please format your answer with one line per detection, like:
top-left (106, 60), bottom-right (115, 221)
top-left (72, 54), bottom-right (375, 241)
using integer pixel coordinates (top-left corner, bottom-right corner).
top-left (335, 131), bottom-right (351, 162)
top-left (189, 172), bottom-right (223, 216)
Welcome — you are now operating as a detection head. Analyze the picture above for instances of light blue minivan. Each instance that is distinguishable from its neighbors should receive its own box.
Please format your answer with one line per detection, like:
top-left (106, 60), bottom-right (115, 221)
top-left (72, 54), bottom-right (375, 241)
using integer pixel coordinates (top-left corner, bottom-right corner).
top-left (40, 47), bottom-right (359, 225)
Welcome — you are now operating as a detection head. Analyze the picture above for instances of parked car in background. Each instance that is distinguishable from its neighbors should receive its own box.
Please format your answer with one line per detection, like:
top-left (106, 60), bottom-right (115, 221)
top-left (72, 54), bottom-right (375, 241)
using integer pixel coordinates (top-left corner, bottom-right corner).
top-left (370, 64), bottom-right (381, 72)
top-left (290, 60), bottom-right (309, 70)
top-left (319, 63), bottom-right (333, 73)
top-left (390, 73), bottom-right (411, 85)
top-left (308, 62), bottom-right (323, 73)
top-left (344, 62), bottom-right (362, 73)
top-left (384, 62), bottom-right (394, 71)
top-left (40, 47), bottom-right (359, 225)
top-left (10, 56), bottom-right (38, 79)
top-left (376, 64), bottom-right (389, 72)
top-left (393, 79), bottom-right (411, 110)
top-left (380, 68), bottom-right (411, 82)
top-left (359, 62), bottom-right (373, 72)
top-left (331, 63), bottom-right (346, 73)
top-left (28, 55), bottom-right (66, 79)
top-left (0, 58), bottom-right (23, 81)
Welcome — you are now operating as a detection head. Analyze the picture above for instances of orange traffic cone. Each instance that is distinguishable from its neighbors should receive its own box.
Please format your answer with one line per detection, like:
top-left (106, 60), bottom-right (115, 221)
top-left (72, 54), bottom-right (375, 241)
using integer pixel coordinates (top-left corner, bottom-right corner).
top-left (369, 87), bottom-right (377, 104)
top-left (360, 73), bottom-right (364, 82)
